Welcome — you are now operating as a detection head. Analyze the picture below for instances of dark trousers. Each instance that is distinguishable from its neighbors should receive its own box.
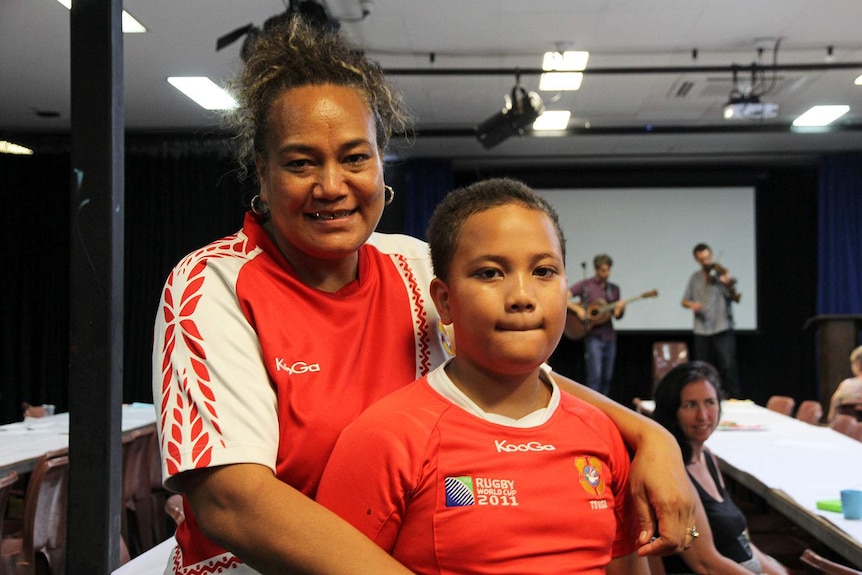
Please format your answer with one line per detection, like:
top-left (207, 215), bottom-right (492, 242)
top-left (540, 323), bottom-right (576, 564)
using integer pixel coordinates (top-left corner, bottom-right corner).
top-left (693, 330), bottom-right (741, 398)
top-left (584, 335), bottom-right (616, 396)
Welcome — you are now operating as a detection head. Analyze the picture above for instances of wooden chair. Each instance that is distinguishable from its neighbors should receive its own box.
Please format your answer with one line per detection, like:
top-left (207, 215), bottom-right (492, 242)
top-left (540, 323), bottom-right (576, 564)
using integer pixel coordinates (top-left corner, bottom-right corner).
top-left (837, 401), bottom-right (862, 422)
top-left (830, 414), bottom-right (859, 439)
top-left (652, 341), bottom-right (688, 386)
top-left (800, 548), bottom-right (862, 575)
top-left (795, 399), bottom-right (824, 425)
top-left (144, 431), bottom-right (173, 544)
top-left (122, 426), bottom-right (157, 557)
top-left (0, 470), bottom-right (20, 575)
top-left (0, 453), bottom-right (69, 575)
top-left (765, 395), bottom-right (795, 416)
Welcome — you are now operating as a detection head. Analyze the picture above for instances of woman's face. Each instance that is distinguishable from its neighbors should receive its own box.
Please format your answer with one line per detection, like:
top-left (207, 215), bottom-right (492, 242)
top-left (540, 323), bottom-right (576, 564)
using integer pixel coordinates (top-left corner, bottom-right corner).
top-left (256, 84), bottom-right (385, 278)
top-left (676, 379), bottom-right (720, 445)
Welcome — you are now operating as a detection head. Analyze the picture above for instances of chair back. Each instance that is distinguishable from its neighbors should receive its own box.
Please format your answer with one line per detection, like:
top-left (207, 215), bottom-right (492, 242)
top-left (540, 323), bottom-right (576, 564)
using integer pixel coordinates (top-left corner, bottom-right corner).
top-left (795, 400), bottom-right (824, 425)
top-left (837, 401), bottom-right (862, 421)
top-left (766, 395), bottom-right (795, 416)
top-left (652, 341), bottom-right (688, 386)
top-left (830, 414), bottom-right (859, 438)
top-left (22, 454), bottom-right (69, 575)
top-left (800, 548), bottom-right (862, 575)
top-left (0, 471), bottom-right (20, 541)
top-left (122, 425), bottom-right (157, 556)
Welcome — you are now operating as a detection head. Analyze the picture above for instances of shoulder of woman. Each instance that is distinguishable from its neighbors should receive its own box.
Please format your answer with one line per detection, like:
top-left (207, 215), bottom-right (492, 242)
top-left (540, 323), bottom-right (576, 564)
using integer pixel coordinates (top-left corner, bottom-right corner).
top-left (366, 232), bottom-right (428, 258)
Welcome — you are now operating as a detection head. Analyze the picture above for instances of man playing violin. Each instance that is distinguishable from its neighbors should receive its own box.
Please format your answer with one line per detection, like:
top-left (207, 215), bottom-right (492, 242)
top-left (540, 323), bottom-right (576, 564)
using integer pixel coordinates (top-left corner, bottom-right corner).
top-left (681, 243), bottom-right (742, 398)
top-left (569, 254), bottom-right (626, 396)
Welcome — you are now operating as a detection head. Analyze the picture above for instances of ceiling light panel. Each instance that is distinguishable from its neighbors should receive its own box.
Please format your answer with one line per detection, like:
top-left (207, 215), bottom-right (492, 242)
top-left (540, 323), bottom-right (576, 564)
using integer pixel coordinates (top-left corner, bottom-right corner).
top-left (54, 0), bottom-right (147, 33)
top-left (792, 105), bottom-right (850, 127)
top-left (167, 77), bottom-right (237, 110)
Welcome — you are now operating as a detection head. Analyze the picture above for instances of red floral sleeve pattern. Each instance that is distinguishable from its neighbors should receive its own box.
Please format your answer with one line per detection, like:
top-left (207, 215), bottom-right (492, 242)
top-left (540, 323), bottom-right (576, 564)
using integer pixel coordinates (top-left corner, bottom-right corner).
top-left (157, 234), bottom-right (255, 476)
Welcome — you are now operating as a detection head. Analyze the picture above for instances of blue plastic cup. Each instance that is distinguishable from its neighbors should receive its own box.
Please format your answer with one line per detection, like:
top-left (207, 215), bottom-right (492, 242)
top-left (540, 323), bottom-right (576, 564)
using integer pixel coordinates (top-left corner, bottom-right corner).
top-left (841, 489), bottom-right (862, 520)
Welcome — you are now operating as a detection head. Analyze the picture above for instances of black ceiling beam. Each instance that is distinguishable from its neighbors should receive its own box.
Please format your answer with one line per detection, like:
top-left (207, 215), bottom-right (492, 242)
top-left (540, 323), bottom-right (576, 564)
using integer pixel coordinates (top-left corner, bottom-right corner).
top-left (384, 61), bottom-right (862, 76)
top-left (407, 122), bottom-right (862, 138)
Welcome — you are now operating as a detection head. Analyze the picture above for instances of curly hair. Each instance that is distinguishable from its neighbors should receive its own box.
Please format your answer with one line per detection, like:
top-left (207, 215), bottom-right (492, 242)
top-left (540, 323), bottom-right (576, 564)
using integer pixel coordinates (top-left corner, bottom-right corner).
top-left (224, 15), bottom-right (411, 181)
top-left (426, 178), bottom-right (566, 282)
top-left (652, 361), bottom-right (725, 464)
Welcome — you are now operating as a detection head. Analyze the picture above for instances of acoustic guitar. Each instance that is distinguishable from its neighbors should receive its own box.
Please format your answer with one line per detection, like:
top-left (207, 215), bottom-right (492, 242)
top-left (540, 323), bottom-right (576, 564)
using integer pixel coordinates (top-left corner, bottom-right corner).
top-left (564, 289), bottom-right (659, 341)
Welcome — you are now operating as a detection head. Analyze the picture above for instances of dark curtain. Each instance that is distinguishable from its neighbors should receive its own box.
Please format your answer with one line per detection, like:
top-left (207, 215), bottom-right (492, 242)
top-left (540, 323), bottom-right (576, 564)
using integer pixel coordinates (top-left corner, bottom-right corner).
top-left (123, 140), bottom-right (248, 407)
top-left (0, 154), bottom-right (72, 424)
top-left (0, 140), bottom-right (249, 424)
top-left (817, 153), bottom-right (862, 314)
top-left (399, 159), bottom-right (453, 240)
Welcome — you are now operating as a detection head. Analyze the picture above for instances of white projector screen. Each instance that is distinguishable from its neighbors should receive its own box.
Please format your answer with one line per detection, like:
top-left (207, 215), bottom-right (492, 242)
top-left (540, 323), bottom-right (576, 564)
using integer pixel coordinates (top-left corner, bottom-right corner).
top-left (537, 187), bottom-right (757, 331)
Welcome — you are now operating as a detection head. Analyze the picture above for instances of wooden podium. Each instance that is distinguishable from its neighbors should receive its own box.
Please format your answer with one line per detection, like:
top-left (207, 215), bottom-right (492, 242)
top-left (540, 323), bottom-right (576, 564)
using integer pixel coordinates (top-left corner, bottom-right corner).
top-left (803, 314), bottom-right (862, 411)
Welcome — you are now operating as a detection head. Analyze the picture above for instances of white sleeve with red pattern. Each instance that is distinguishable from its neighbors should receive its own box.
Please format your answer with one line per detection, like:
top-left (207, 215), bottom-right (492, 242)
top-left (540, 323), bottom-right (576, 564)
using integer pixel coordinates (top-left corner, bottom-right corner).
top-left (152, 234), bottom-right (279, 492)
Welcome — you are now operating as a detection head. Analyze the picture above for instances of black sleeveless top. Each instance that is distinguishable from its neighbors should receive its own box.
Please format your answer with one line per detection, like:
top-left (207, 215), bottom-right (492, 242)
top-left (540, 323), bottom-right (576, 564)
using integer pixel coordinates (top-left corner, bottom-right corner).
top-left (663, 453), bottom-right (754, 574)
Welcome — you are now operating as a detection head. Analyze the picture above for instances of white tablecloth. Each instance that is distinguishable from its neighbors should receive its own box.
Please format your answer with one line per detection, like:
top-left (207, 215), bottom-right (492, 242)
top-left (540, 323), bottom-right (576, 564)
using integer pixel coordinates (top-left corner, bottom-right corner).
top-left (0, 402), bottom-right (158, 474)
top-left (704, 400), bottom-right (862, 543)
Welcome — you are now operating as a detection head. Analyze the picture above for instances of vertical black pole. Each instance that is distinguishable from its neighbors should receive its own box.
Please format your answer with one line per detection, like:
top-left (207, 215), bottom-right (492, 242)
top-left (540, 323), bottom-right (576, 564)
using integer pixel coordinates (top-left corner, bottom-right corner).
top-left (68, 0), bottom-right (124, 571)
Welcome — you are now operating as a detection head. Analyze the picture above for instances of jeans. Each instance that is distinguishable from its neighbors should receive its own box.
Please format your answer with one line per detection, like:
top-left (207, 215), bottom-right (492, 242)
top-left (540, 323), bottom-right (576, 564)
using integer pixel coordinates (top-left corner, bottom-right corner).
top-left (693, 330), bottom-right (740, 398)
top-left (584, 335), bottom-right (616, 396)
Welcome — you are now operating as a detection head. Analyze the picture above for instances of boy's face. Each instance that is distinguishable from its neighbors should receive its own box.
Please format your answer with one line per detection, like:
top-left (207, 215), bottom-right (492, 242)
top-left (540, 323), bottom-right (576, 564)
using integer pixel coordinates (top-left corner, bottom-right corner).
top-left (431, 204), bottom-right (568, 377)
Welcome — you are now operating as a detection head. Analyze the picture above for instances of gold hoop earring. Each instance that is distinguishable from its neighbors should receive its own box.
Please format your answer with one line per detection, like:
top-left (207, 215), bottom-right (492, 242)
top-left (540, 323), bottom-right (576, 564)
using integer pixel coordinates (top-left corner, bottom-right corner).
top-left (384, 185), bottom-right (395, 206)
top-left (438, 319), bottom-right (456, 356)
top-left (250, 194), bottom-right (270, 218)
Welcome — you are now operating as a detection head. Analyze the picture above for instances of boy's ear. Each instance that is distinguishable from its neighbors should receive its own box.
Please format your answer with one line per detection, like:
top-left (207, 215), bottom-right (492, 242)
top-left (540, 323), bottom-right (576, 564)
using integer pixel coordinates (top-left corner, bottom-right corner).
top-left (430, 277), bottom-right (453, 325)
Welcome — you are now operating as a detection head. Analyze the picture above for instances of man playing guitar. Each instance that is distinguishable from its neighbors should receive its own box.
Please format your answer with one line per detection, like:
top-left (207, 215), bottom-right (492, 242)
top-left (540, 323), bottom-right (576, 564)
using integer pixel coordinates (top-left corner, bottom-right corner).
top-left (568, 254), bottom-right (625, 396)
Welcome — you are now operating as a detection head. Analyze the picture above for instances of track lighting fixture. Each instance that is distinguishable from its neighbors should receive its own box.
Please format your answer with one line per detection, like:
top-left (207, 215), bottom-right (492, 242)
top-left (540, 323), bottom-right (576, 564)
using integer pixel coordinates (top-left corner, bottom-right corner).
top-left (475, 77), bottom-right (545, 149)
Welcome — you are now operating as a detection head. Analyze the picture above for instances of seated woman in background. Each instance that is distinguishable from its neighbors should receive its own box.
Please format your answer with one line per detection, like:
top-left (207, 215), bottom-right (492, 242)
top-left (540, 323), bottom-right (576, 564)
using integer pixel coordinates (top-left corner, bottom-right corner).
top-left (652, 361), bottom-right (790, 575)
top-left (827, 345), bottom-right (862, 423)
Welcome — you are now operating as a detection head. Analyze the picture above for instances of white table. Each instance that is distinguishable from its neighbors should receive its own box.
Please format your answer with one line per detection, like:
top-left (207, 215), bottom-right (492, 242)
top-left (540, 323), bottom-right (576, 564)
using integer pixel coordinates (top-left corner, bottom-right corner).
top-left (640, 399), bottom-right (862, 567)
top-left (112, 536), bottom-right (174, 575)
top-left (0, 402), bottom-right (158, 475)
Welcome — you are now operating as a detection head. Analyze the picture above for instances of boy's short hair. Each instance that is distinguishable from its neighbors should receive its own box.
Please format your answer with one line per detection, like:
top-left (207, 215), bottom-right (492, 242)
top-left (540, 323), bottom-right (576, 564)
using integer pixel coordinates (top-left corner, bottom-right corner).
top-left (851, 345), bottom-right (862, 365)
top-left (426, 177), bottom-right (566, 282)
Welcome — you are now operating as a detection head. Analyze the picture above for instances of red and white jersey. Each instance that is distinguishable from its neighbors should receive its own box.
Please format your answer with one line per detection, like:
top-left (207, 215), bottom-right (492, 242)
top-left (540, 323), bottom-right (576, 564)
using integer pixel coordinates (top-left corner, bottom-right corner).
top-left (317, 367), bottom-right (639, 575)
top-left (152, 213), bottom-right (449, 574)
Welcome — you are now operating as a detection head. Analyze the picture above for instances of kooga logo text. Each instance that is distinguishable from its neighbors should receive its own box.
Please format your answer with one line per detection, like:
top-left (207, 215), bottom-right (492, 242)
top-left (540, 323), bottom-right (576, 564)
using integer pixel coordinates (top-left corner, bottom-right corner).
top-left (495, 440), bottom-right (556, 453)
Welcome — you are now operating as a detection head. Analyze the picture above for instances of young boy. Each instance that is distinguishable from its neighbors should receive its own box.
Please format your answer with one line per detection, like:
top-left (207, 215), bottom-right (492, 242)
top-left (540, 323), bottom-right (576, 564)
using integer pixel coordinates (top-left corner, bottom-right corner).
top-left (317, 178), bottom-right (647, 574)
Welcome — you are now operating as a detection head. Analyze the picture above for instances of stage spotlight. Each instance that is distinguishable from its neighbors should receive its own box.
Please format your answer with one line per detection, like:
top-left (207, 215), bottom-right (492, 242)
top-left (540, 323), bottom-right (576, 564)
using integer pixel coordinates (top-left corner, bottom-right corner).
top-left (476, 81), bottom-right (545, 149)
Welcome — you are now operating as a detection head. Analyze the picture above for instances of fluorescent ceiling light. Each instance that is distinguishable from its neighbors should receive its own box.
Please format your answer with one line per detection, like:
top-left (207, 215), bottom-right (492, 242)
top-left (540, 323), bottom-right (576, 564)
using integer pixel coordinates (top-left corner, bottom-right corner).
top-left (54, 0), bottom-right (147, 33)
top-left (540, 50), bottom-right (589, 92)
top-left (539, 72), bottom-right (584, 91)
top-left (855, 74), bottom-right (862, 86)
top-left (533, 110), bottom-right (571, 131)
top-left (542, 51), bottom-right (589, 71)
top-left (0, 140), bottom-right (35, 155)
top-left (168, 77), bottom-right (238, 110)
top-left (792, 105), bottom-right (850, 127)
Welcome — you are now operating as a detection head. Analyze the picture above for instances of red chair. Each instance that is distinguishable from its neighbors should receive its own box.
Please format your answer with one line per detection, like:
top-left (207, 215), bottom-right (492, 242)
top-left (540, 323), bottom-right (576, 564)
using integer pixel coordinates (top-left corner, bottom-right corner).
top-left (652, 341), bottom-right (688, 386)
top-left (766, 395), bottom-right (795, 417)
top-left (0, 453), bottom-right (69, 575)
top-left (830, 414), bottom-right (859, 439)
top-left (795, 400), bottom-right (824, 425)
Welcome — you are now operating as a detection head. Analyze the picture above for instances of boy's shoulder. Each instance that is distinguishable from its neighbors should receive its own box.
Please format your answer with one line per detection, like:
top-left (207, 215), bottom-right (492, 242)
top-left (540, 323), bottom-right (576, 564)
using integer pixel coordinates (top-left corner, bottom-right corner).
top-left (349, 376), bottom-right (451, 434)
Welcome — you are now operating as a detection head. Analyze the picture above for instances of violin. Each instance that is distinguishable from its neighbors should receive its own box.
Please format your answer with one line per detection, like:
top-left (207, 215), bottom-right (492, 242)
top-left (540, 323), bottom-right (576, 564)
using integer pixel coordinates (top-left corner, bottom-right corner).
top-left (706, 262), bottom-right (741, 303)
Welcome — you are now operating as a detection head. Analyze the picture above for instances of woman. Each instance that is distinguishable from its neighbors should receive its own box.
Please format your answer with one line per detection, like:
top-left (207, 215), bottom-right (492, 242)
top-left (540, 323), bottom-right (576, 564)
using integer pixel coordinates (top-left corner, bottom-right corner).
top-left (652, 362), bottom-right (790, 575)
top-left (827, 345), bottom-right (862, 423)
top-left (152, 14), bottom-right (693, 575)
